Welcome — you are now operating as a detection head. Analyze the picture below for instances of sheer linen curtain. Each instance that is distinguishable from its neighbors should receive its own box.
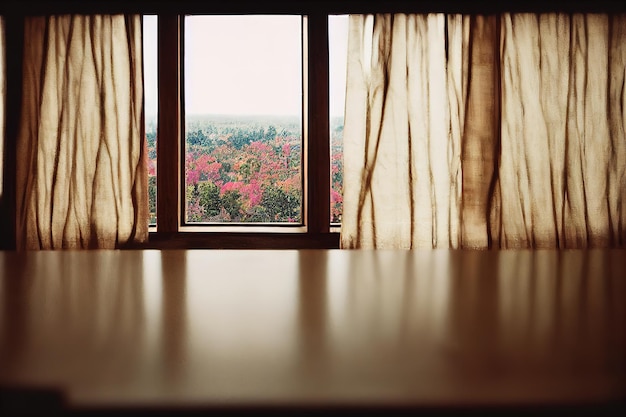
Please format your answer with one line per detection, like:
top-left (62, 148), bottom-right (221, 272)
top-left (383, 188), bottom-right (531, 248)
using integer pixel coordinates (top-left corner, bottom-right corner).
top-left (16, 15), bottom-right (148, 249)
top-left (341, 13), bottom-right (626, 249)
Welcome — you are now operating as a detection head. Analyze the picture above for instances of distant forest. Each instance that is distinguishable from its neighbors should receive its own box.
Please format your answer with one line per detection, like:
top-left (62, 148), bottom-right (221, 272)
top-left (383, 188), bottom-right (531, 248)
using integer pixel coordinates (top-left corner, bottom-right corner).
top-left (146, 114), bottom-right (343, 224)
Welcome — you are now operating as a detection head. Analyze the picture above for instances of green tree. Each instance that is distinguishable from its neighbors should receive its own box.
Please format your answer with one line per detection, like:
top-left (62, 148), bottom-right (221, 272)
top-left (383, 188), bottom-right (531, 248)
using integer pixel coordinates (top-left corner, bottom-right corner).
top-left (265, 125), bottom-right (277, 141)
top-left (148, 175), bottom-right (157, 224)
top-left (187, 129), bottom-right (207, 147)
top-left (244, 206), bottom-right (269, 222)
top-left (261, 185), bottom-right (299, 221)
top-left (198, 181), bottom-right (221, 217)
top-left (185, 184), bottom-right (205, 222)
top-left (222, 190), bottom-right (243, 220)
top-left (146, 131), bottom-right (156, 148)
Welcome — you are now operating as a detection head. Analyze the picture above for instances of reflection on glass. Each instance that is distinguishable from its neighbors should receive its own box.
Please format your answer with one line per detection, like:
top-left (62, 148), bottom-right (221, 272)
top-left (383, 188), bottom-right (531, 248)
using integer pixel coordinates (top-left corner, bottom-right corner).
top-left (184, 250), bottom-right (299, 389)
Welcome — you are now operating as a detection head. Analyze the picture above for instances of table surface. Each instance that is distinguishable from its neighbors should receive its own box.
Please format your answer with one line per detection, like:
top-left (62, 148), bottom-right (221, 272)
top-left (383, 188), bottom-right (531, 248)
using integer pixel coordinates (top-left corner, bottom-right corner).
top-left (0, 249), bottom-right (624, 413)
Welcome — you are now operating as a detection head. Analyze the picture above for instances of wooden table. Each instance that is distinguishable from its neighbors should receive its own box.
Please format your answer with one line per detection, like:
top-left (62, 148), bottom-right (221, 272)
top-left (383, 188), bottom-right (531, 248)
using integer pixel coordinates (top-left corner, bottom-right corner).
top-left (1, 249), bottom-right (624, 415)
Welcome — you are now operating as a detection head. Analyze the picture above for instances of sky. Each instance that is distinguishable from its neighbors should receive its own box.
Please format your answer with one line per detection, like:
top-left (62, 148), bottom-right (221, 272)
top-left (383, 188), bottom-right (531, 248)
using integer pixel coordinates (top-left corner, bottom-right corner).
top-left (328, 15), bottom-right (349, 119)
top-left (142, 15), bottom-right (348, 119)
top-left (142, 16), bottom-right (158, 119)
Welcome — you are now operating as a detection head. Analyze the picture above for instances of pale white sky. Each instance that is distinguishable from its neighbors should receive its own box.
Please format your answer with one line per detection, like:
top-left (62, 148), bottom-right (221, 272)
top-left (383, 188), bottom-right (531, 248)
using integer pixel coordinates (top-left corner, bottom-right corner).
top-left (143, 15), bottom-right (158, 119)
top-left (142, 15), bottom-right (348, 119)
top-left (329, 15), bottom-right (349, 119)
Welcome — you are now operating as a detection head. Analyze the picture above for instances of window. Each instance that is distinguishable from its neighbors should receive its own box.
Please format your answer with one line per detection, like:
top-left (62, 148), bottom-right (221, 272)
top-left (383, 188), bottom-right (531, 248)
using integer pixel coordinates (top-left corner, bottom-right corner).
top-left (144, 13), bottom-right (341, 248)
top-left (143, 15), bottom-right (158, 226)
top-left (329, 15), bottom-right (348, 225)
top-left (183, 15), bottom-right (303, 225)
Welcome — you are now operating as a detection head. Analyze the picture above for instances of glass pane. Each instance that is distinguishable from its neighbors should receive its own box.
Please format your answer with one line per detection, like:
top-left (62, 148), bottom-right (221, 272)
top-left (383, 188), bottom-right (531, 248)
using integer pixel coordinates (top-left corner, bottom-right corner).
top-left (184, 15), bottom-right (303, 224)
top-left (329, 15), bottom-right (348, 224)
top-left (143, 15), bottom-right (158, 226)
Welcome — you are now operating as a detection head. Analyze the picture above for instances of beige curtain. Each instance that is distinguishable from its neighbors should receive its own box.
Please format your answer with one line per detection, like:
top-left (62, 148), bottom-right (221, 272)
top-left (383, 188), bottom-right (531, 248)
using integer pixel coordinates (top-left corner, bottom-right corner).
top-left (341, 13), bottom-right (626, 249)
top-left (16, 15), bottom-right (148, 249)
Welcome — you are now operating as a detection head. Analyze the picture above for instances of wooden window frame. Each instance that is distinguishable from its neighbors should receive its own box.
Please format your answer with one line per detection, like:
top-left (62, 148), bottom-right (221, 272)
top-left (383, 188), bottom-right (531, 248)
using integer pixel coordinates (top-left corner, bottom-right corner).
top-left (149, 13), bottom-right (336, 249)
top-left (0, 1), bottom-right (623, 250)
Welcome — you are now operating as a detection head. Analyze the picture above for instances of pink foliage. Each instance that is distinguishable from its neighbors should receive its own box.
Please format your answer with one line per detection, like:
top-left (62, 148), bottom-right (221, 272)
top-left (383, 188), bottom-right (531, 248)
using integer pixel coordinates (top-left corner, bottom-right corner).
top-left (206, 162), bottom-right (222, 182)
top-left (186, 152), bottom-right (223, 186)
top-left (218, 180), bottom-right (262, 212)
top-left (220, 181), bottom-right (243, 195)
top-left (248, 141), bottom-right (272, 154)
top-left (187, 199), bottom-right (205, 221)
top-left (186, 168), bottom-right (200, 185)
top-left (331, 189), bottom-right (343, 222)
top-left (240, 180), bottom-right (263, 209)
top-left (147, 157), bottom-right (156, 177)
top-left (331, 190), bottom-right (343, 204)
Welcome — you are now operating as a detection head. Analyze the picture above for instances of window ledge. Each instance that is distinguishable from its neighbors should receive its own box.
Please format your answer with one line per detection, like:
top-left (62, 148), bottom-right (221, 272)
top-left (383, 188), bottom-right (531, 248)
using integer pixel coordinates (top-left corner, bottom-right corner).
top-left (137, 230), bottom-right (340, 249)
top-left (178, 225), bottom-right (307, 234)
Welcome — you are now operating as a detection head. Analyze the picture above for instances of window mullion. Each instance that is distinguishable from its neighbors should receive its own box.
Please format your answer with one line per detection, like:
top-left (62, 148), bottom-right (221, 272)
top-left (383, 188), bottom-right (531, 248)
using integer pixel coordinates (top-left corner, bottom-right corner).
top-left (0, 15), bottom-right (22, 250)
top-left (156, 14), bottom-right (181, 233)
top-left (306, 12), bottom-right (331, 234)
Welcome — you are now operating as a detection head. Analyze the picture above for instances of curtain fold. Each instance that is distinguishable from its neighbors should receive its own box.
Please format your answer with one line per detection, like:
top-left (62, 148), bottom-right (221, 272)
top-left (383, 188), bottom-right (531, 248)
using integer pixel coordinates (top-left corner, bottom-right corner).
top-left (495, 13), bottom-right (626, 248)
top-left (16, 15), bottom-right (147, 249)
top-left (342, 14), bottom-right (465, 249)
top-left (460, 15), bottom-right (499, 249)
top-left (341, 13), bottom-right (626, 249)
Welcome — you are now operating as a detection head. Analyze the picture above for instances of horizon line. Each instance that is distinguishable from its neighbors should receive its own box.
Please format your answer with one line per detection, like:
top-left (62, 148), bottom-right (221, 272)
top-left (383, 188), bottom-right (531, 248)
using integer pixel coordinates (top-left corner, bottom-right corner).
top-left (145, 113), bottom-right (345, 119)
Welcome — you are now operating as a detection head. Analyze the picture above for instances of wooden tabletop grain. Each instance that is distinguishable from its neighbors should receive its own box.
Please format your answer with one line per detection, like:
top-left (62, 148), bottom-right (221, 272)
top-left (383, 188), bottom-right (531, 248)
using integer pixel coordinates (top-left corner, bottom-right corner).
top-left (0, 249), bottom-right (624, 415)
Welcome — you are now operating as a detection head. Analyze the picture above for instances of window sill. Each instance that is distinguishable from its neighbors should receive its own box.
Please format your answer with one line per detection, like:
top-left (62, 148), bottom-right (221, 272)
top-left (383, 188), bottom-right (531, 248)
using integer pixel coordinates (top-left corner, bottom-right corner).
top-left (138, 230), bottom-right (340, 249)
top-left (178, 225), bottom-right (308, 234)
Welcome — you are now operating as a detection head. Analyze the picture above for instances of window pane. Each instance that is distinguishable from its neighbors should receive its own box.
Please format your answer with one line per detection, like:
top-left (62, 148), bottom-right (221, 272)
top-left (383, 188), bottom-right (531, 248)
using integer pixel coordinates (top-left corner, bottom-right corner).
top-left (329, 15), bottom-right (348, 224)
top-left (184, 15), bottom-right (303, 224)
top-left (143, 15), bottom-right (158, 226)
